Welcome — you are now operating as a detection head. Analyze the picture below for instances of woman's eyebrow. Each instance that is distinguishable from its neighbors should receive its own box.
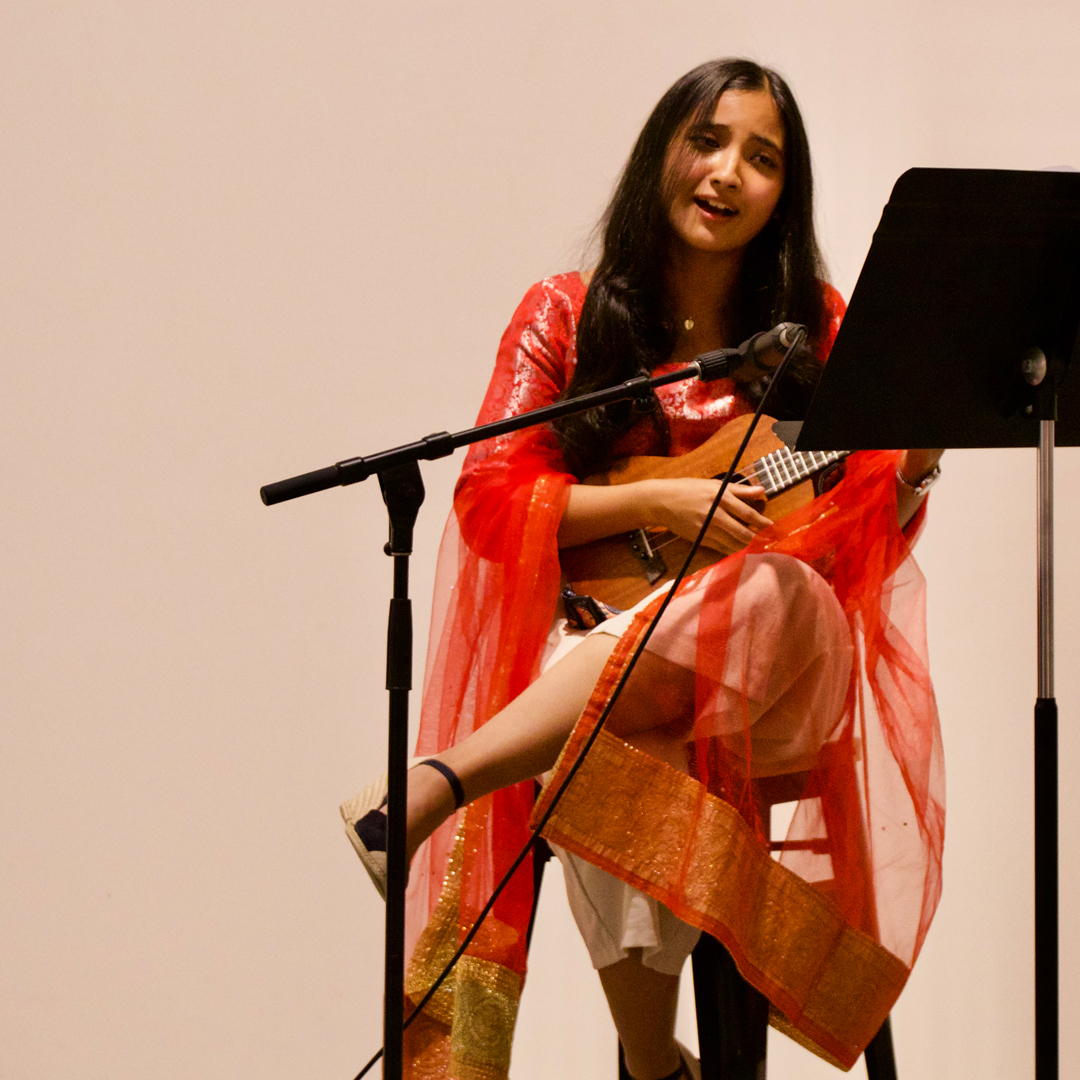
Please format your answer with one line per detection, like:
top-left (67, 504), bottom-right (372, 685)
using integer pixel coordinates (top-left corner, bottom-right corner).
top-left (695, 122), bottom-right (784, 156)
top-left (746, 132), bottom-right (784, 156)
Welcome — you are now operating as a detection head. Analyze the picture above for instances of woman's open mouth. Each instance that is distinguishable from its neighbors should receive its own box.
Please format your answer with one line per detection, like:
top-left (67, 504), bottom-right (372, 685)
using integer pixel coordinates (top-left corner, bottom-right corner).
top-left (694, 197), bottom-right (737, 219)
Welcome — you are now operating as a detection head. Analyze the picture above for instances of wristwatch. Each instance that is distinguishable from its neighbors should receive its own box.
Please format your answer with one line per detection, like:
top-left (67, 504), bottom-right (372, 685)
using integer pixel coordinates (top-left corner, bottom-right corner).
top-left (896, 464), bottom-right (941, 497)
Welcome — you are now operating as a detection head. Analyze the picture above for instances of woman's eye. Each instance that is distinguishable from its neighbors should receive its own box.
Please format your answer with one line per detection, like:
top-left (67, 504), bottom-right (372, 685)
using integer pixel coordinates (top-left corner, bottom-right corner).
top-left (691, 133), bottom-right (720, 151)
top-left (753, 152), bottom-right (779, 169)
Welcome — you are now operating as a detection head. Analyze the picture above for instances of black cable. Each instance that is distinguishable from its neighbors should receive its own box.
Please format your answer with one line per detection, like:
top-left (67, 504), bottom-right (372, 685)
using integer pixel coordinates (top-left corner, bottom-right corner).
top-left (350, 330), bottom-right (807, 1080)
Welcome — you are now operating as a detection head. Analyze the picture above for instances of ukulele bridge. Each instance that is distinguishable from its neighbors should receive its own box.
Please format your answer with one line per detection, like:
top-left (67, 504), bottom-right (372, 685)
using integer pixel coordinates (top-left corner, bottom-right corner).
top-left (627, 529), bottom-right (668, 585)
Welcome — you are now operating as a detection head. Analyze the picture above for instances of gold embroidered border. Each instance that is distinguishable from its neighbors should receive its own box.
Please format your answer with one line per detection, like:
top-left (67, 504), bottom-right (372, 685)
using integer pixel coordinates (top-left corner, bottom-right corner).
top-left (404, 816), bottom-right (523, 1079)
top-left (405, 829), bottom-right (467, 1027)
top-left (448, 957), bottom-right (521, 1080)
top-left (534, 724), bottom-right (909, 1070)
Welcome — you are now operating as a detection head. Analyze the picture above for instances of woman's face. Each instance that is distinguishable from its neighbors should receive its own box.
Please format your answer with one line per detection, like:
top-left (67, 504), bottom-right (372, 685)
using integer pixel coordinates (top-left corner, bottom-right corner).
top-left (664, 88), bottom-right (786, 258)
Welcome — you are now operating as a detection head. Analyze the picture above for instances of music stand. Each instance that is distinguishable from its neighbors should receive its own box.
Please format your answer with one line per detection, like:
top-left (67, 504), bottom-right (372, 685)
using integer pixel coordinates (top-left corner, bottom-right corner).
top-left (796, 167), bottom-right (1080, 1080)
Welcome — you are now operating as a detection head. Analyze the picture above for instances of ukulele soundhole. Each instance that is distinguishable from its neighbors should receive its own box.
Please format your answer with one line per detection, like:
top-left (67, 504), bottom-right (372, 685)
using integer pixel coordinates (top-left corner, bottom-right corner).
top-left (813, 459), bottom-right (847, 496)
top-left (627, 529), bottom-right (668, 584)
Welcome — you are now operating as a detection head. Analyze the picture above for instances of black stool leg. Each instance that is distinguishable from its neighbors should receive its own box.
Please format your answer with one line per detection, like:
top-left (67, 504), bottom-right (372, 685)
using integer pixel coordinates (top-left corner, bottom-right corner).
top-left (619, 935), bottom-right (891, 1080)
top-left (863, 1016), bottom-right (897, 1080)
top-left (692, 933), bottom-right (767, 1080)
top-left (524, 833), bottom-right (552, 950)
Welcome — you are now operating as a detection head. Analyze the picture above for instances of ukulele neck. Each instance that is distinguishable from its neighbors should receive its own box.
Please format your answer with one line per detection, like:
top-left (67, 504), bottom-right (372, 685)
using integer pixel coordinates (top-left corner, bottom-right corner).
top-left (747, 446), bottom-right (849, 498)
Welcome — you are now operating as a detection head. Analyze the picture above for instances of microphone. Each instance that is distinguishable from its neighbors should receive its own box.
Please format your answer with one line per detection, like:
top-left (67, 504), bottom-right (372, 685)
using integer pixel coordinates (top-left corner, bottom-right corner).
top-left (693, 322), bottom-right (807, 383)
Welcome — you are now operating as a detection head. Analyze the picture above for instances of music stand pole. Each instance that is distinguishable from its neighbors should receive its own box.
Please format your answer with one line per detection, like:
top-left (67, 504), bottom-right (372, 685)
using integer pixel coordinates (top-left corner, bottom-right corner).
top-left (1035, 413), bottom-right (1058, 1080)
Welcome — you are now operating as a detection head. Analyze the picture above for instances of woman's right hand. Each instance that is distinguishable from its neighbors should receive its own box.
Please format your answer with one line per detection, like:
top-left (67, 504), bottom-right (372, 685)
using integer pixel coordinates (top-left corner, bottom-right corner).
top-left (646, 477), bottom-right (771, 554)
top-left (557, 476), bottom-right (771, 552)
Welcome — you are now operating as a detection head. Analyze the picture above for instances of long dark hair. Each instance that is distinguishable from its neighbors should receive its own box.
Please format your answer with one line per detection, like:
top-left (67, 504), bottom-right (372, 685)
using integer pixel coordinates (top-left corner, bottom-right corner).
top-left (553, 58), bottom-right (827, 477)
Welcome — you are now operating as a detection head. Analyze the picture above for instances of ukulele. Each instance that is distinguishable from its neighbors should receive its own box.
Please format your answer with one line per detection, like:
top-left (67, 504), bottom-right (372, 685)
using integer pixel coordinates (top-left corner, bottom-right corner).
top-left (559, 415), bottom-right (849, 611)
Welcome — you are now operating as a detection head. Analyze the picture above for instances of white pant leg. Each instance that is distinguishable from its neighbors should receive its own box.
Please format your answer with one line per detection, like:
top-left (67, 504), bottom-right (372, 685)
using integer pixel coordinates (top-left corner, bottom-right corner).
top-left (539, 585), bottom-right (701, 976)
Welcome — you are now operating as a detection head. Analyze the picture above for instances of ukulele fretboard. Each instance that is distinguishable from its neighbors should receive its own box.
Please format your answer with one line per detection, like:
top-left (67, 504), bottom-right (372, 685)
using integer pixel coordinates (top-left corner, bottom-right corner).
top-left (748, 446), bottom-right (847, 497)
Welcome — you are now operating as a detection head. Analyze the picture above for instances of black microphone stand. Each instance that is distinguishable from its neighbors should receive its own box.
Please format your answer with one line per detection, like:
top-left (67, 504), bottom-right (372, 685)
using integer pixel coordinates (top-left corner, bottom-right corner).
top-left (261, 339), bottom-right (786, 1079)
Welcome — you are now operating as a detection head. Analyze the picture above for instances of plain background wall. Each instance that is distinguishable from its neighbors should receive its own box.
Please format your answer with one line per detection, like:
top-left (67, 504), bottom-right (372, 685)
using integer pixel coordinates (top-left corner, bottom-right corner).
top-left (2, 2), bottom-right (1078, 1078)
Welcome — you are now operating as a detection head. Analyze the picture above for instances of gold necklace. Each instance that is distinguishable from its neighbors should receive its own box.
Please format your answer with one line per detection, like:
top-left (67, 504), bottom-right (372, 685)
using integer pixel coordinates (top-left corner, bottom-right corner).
top-left (683, 317), bottom-right (694, 331)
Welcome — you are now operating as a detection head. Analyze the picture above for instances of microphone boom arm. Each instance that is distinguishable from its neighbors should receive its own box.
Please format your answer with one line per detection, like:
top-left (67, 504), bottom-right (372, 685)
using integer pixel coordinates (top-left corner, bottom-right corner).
top-left (259, 323), bottom-right (807, 505)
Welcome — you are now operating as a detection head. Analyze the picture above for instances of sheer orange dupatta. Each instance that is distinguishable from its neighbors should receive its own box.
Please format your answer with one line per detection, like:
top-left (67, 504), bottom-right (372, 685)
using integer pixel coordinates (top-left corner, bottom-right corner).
top-left (535, 451), bottom-right (943, 1069)
top-left (401, 280), bottom-right (581, 1080)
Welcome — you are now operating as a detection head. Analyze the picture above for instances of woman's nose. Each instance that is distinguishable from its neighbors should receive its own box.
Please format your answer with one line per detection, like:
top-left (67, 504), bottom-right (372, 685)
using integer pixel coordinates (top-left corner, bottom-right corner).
top-left (711, 148), bottom-right (741, 189)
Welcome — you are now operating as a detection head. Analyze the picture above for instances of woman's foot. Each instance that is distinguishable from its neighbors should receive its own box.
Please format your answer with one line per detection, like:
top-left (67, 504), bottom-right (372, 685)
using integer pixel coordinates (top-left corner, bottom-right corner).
top-left (339, 759), bottom-right (464, 900)
top-left (339, 772), bottom-right (392, 899)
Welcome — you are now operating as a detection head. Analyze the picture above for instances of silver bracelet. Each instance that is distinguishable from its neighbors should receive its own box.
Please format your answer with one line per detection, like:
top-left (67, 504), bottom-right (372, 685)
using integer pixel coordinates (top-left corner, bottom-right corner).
top-left (896, 463), bottom-right (941, 497)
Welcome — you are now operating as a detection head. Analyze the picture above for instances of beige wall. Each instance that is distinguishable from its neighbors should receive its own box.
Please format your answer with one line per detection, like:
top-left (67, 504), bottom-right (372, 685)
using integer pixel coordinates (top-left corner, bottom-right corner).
top-left (2, 2), bottom-right (1078, 1077)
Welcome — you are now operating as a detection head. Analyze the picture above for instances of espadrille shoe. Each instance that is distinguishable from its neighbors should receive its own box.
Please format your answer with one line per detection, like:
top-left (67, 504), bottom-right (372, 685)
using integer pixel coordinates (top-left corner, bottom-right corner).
top-left (340, 759), bottom-right (466, 901)
top-left (340, 773), bottom-right (391, 900)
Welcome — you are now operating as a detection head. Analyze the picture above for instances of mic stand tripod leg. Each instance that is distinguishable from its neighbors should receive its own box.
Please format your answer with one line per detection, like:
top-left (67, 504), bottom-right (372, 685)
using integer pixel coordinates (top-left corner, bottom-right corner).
top-left (378, 462), bottom-right (425, 1080)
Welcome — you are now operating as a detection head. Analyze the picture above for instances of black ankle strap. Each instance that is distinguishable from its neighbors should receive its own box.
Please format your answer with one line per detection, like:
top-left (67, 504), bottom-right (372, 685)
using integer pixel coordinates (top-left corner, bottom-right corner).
top-left (620, 1046), bottom-right (689, 1080)
top-left (418, 759), bottom-right (465, 810)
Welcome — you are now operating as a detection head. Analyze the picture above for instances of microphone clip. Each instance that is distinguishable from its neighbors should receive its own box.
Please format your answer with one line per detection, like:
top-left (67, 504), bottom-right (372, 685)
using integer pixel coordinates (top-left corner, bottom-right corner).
top-left (691, 322), bottom-right (807, 383)
top-left (692, 347), bottom-right (745, 383)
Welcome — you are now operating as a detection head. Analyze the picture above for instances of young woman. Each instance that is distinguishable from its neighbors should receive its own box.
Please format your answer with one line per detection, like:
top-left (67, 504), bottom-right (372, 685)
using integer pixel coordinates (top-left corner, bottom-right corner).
top-left (342, 59), bottom-right (944, 1080)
